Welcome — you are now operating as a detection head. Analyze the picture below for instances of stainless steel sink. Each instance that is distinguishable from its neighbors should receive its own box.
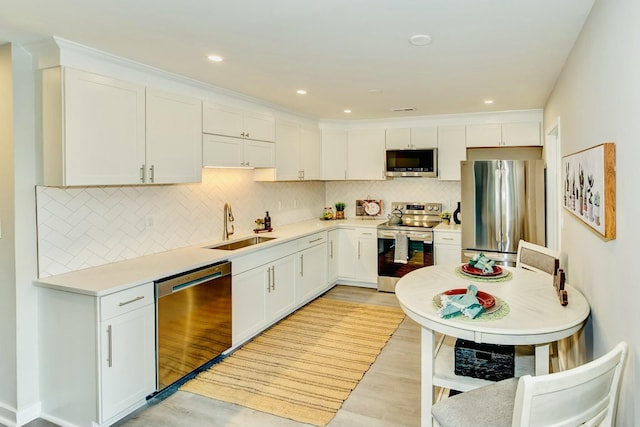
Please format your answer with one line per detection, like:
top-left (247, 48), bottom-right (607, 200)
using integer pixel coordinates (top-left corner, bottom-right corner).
top-left (206, 236), bottom-right (276, 251)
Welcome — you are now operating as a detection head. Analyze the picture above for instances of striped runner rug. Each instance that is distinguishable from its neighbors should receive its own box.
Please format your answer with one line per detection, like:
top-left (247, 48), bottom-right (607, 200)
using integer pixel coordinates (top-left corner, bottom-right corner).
top-left (181, 296), bottom-right (406, 426)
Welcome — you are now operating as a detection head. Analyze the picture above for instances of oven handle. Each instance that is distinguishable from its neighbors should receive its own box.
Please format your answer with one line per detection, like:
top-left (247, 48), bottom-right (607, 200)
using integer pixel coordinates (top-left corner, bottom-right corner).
top-left (378, 231), bottom-right (433, 243)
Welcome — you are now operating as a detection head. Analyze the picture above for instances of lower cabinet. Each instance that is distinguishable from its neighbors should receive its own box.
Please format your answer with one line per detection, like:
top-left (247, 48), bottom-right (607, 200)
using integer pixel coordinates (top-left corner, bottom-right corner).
top-left (39, 283), bottom-right (156, 427)
top-left (327, 229), bottom-right (340, 284)
top-left (295, 234), bottom-right (328, 304)
top-left (338, 228), bottom-right (378, 284)
top-left (232, 254), bottom-right (295, 346)
top-left (100, 302), bottom-right (155, 421)
top-left (434, 229), bottom-right (462, 265)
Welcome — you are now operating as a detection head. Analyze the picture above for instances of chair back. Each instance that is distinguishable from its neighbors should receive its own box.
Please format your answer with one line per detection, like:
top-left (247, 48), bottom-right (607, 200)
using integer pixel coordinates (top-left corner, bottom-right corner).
top-left (516, 240), bottom-right (560, 275)
top-left (512, 341), bottom-right (628, 427)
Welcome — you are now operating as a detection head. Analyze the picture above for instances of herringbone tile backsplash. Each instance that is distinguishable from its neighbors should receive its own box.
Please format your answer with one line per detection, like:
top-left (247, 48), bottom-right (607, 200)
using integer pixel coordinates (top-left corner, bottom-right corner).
top-left (36, 169), bottom-right (460, 277)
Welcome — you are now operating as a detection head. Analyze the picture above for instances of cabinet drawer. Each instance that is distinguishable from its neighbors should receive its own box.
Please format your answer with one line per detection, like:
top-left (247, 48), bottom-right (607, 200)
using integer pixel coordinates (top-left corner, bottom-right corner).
top-left (298, 231), bottom-right (327, 251)
top-left (100, 283), bottom-right (154, 321)
top-left (434, 232), bottom-right (461, 245)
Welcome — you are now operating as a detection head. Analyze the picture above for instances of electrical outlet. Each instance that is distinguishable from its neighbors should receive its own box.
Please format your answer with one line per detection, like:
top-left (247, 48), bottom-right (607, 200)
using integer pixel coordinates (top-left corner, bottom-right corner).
top-left (278, 201), bottom-right (283, 210)
top-left (293, 199), bottom-right (298, 208)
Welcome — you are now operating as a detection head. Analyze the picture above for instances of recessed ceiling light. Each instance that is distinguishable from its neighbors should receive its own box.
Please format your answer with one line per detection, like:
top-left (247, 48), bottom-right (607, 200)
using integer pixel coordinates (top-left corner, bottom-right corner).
top-left (409, 34), bottom-right (432, 46)
top-left (484, 99), bottom-right (495, 105)
top-left (207, 55), bottom-right (223, 62)
top-left (343, 109), bottom-right (352, 114)
top-left (296, 89), bottom-right (307, 95)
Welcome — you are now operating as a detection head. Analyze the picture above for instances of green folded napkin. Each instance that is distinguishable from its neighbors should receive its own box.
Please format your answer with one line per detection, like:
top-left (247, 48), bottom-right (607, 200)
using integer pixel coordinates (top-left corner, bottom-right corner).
top-left (439, 285), bottom-right (485, 319)
top-left (469, 252), bottom-right (496, 274)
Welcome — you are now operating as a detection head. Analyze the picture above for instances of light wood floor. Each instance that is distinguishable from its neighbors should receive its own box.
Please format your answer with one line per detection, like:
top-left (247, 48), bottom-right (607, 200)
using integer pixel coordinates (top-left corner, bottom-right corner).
top-left (23, 285), bottom-right (423, 427)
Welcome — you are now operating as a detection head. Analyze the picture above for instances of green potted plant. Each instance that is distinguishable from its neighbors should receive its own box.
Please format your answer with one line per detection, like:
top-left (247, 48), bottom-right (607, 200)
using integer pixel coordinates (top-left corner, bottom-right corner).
top-left (440, 211), bottom-right (451, 225)
top-left (335, 202), bottom-right (346, 219)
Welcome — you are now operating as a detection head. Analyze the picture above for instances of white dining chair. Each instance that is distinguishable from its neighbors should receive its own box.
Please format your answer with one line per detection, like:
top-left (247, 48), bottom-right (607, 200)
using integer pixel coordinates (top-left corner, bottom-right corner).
top-left (516, 239), bottom-right (560, 275)
top-left (431, 341), bottom-right (628, 427)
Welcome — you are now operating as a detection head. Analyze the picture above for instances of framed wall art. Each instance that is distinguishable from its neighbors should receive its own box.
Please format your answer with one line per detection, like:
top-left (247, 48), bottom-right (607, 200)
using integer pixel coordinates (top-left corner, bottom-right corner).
top-left (562, 142), bottom-right (616, 240)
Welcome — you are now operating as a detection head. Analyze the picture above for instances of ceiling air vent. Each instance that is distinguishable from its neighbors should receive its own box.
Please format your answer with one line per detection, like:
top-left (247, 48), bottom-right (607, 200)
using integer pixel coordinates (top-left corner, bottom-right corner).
top-left (391, 107), bottom-right (417, 112)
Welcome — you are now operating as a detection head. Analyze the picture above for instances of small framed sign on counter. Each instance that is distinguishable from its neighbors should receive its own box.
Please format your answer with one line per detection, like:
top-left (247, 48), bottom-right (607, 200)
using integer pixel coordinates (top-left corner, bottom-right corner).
top-left (562, 142), bottom-right (616, 240)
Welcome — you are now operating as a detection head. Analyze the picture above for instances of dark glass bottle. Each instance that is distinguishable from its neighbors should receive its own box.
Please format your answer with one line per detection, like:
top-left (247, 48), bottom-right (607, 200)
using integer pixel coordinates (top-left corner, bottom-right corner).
top-left (264, 211), bottom-right (271, 229)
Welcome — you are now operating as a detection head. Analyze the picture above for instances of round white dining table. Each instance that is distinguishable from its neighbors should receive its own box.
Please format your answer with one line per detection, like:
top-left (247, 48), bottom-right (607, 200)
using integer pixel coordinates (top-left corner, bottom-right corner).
top-left (395, 264), bottom-right (590, 427)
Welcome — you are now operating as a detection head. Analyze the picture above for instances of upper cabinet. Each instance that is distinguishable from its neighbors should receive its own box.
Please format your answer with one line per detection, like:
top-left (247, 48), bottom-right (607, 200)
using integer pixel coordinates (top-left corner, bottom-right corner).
top-left (347, 129), bottom-right (386, 180)
top-left (202, 134), bottom-right (275, 168)
top-left (386, 127), bottom-right (438, 149)
top-left (321, 129), bottom-right (348, 180)
top-left (41, 67), bottom-right (202, 186)
top-left (202, 102), bottom-right (275, 142)
top-left (466, 122), bottom-right (541, 147)
top-left (145, 88), bottom-right (202, 184)
top-left (320, 128), bottom-right (386, 181)
top-left (437, 126), bottom-right (466, 181)
top-left (254, 119), bottom-right (321, 181)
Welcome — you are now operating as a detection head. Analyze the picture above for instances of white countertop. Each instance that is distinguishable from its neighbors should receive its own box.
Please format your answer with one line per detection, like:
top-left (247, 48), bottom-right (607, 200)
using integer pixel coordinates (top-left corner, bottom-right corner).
top-left (434, 222), bottom-right (461, 232)
top-left (33, 217), bottom-right (385, 297)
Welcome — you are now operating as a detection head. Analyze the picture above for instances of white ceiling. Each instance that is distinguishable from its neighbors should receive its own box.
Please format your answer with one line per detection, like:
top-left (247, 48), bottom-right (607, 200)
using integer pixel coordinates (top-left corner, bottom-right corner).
top-left (0, 0), bottom-right (594, 120)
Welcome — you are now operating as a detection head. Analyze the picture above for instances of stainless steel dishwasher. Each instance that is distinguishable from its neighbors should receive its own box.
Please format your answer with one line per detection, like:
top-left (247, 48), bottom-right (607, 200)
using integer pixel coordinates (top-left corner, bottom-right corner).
top-left (155, 260), bottom-right (231, 391)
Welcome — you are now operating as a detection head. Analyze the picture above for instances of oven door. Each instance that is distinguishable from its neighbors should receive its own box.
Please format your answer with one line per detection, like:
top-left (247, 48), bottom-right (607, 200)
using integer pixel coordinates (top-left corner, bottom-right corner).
top-left (377, 230), bottom-right (434, 292)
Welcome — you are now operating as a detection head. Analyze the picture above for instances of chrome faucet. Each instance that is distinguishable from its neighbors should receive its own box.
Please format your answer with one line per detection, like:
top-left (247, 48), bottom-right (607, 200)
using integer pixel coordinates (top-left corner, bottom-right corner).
top-left (223, 202), bottom-right (235, 240)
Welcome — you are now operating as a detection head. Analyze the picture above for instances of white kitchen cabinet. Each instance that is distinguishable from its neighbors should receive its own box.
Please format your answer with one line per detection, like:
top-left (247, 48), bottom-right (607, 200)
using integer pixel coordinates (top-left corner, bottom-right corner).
top-left (232, 266), bottom-right (268, 346)
top-left (321, 129), bottom-right (348, 180)
top-left (42, 67), bottom-right (146, 186)
top-left (254, 119), bottom-right (320, 180)
top-left (145, 88), bottom-right (202, 184)
top-left (202, 102), bottom-right (275, 142)
top-left (100, 297), bottom-right (156, 421)
top-left (39, 283), bottom-right (155, 426)
top-left (232, 246), bottom-right (296, 346)
top-left (202, 134), bottom-right (275, 168)
top-left (347, 129), bottom-right (386, 180)
top-left (299, 125), bottom-right (322, 180)
top-left (266, 255), bottom-right (297, 321)
top-left (295, 232), bottom-right (328, 304)
top-left (41, 67), bottom-right (202, 186)
top-left (437, 125), bottom-right (467, 181)
top-left (386, 127), bottom-right (438, 149)
top-left (327, 229), bottom-right (340, 284)
top-left (339, 228), bottom-right (378, 284)
top-left (466, 122), bottom-right (541, 147)
top-left (434, 229), bottom-right (462, 265)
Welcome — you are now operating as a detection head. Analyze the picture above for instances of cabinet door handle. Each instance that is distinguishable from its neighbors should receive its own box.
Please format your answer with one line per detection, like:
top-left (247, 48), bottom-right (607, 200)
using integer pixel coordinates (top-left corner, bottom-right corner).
top-left (139, 165), bottom-right (145, 183)
top-left (330, 241), bottom-right (334, 259)
top-left (442, 237), bottom-right (454, 241)
top-left (107, 325), bottom-right (113, 368)
top-left (118, 295), bottom-right (144, 306)
top-left (300, 254), bottom-right (304, 277)
top-left (309, 237), bottom-right (323, 244)
top-left (358, 241), bottom-right (361, 259)
top-left (272, 266), bottom-right (276, 290)
top-left (266, 267), bottom-right (271, 293)
top-left (245, 132), bottom-right (250, 138)
top-left (149, 164), bottom-right (155, 183)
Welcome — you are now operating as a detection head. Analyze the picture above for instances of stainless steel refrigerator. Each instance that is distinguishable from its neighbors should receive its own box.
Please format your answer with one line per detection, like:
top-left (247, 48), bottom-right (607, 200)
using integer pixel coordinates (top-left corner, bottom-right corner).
top-left (460, 159), bottom-right (546, 266)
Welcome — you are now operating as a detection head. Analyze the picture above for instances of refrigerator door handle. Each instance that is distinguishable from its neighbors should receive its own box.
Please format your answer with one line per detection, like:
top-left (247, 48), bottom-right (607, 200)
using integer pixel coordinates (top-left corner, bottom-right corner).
top-left (494, 164), bottom-right (502, 249)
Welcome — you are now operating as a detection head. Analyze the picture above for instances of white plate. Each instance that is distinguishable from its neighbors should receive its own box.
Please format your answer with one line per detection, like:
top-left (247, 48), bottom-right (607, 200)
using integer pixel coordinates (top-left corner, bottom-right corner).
top-left (364, 201), bottom-right (380, 215)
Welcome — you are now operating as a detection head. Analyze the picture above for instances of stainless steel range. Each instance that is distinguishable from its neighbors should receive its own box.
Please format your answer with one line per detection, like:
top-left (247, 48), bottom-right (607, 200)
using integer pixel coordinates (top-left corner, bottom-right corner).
top-left (377, 202), bottom-right (442, 292)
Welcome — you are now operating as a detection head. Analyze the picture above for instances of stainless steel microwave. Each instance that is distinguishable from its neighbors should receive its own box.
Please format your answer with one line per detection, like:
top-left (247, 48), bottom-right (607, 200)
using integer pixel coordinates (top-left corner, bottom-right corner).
top-left (385, 148), bottom-right (438, 177)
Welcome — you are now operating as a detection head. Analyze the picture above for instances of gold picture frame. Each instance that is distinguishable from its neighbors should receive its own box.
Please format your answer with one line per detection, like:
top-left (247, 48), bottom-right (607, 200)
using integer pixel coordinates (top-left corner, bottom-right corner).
top-left (562, 142), bottom-right (616, 240)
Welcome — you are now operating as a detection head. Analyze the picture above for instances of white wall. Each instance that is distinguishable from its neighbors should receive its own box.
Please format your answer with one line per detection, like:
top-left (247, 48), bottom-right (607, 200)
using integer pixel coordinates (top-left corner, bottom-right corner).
top-left (0, 42), bottom-right (19, 426)
top-left (544, 0), bottom-right (640, 424)
top-left (0, 43), bottom-right (41, 426)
